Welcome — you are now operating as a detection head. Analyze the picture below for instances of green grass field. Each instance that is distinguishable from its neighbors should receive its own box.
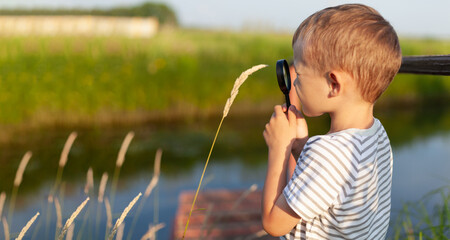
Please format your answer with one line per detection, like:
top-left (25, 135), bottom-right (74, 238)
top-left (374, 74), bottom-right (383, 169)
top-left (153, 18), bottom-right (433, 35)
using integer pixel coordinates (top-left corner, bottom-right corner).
top-left (0, 29), bottom-right (448, 126)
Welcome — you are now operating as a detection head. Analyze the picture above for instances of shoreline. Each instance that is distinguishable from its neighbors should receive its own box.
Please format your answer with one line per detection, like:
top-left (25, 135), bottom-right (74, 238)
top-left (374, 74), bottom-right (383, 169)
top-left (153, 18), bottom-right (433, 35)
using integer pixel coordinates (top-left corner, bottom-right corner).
top-left (1, 97), bottom-right (448, 143)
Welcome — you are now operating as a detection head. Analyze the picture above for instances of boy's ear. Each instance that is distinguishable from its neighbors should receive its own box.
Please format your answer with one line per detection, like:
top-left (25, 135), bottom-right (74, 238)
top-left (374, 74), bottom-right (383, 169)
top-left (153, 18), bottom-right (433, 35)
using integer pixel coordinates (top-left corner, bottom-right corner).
top-left (327, 71), bottom-right (341, 98)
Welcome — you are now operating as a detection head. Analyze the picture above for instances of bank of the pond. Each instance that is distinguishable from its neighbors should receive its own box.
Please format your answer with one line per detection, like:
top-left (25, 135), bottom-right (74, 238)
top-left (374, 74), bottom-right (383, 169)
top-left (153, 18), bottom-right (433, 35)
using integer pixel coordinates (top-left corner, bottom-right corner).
top-left (0, 29), bottom-right (449, 129)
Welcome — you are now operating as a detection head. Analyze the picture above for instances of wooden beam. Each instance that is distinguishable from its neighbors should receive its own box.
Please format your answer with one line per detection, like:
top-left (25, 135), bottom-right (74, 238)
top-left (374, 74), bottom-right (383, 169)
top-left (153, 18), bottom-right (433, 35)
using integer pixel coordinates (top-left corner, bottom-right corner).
top-left (398, 54), bottom-right (450, 75)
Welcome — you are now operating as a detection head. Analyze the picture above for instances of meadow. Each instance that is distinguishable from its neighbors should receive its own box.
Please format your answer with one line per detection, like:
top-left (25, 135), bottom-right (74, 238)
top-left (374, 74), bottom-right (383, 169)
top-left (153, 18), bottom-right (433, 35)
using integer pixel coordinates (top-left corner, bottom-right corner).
top-left (0, 29), bottom-right (449, 130)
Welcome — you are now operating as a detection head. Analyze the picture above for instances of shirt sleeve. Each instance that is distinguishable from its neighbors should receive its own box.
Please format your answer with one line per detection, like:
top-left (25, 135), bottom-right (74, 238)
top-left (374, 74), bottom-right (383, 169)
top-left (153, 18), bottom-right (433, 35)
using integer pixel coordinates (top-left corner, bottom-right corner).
top-left (283, 136), bottom-right (356, 222)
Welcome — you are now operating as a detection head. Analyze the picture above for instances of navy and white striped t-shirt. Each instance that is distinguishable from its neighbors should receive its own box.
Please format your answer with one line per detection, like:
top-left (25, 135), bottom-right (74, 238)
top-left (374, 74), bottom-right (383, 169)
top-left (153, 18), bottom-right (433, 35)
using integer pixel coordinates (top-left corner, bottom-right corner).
top-left (282, 118), bottom-right (393, 240)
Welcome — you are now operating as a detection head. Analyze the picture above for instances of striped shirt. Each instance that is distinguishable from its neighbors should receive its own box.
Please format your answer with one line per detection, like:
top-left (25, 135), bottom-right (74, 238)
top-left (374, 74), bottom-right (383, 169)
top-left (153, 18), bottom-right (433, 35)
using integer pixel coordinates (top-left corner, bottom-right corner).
top-left (282, 118), bottom-right (393, 240)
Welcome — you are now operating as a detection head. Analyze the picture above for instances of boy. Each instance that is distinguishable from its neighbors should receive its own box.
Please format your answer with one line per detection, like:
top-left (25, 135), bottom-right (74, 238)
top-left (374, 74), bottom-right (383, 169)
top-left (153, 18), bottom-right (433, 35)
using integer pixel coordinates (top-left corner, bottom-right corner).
top-left (262, 4), bottom-right (401, 240)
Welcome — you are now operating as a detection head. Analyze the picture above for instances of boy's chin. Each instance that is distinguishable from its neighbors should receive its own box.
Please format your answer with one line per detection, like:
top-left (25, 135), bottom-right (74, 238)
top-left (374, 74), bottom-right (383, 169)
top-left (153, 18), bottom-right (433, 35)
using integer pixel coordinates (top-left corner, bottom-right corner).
top-left (302, 109), bottom-right (324, 118)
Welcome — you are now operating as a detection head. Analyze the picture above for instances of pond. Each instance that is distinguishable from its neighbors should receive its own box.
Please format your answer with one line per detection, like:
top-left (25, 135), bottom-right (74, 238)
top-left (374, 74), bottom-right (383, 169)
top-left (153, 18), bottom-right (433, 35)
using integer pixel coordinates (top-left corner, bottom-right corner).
top-left (1, 105), bottom-right (449, 239)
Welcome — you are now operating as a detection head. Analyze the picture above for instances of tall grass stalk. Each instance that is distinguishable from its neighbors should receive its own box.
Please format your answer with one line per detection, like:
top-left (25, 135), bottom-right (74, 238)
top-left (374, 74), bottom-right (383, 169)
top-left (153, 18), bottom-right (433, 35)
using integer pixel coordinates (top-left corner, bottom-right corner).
top-left (127, 149), bottom-right (162, 240)
top-left (58, 197), bottom-right (89, 240)
top-left (54, 197), bottom-right (62, 240)
top-left (182, 64), bottom-right (268, 239)
top-left (2, 217), bottom-right (10, 240)
top-left (45, 132), bottom-right (77, 240)
top-left (52, 132), bottom-right (78, 198)
top-left (76, 200), bottom-right (93, 240)
top-left (104, 197), bottom-right (113, 239)
top-left (96, 172), bottom-right (109, 239)
top-left (8, 151), bottom-right (32, 224)
top-left (116, 223), bottom-right (125, 240)
top-left (0, 192), bottom-right (5, 218)
top-left (108, 192), bottom-right (142, 240)
top-left (16, 212), bottom-right (39, 240)
top-left (140, 223), bottom-right (165, 240)
top-left (66, 224), bottom-right (75, 240)
top-left (84, 167), bottom-right (94, 196)
top-left (110, 131), bottom-right (134, 209)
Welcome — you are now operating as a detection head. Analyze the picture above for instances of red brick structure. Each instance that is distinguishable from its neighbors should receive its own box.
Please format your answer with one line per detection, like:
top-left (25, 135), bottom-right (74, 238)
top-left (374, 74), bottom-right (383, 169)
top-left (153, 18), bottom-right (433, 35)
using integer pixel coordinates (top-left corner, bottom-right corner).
top-left (173, 189), bottom-right (275, 240)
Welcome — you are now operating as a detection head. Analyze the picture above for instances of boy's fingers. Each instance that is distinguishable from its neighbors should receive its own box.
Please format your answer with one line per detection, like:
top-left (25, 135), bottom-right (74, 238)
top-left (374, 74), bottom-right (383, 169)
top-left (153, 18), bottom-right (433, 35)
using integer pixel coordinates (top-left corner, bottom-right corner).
top-left (281, 103), bottom-right (287, 112)
top-left (274, 105), bottom-right (284, 116)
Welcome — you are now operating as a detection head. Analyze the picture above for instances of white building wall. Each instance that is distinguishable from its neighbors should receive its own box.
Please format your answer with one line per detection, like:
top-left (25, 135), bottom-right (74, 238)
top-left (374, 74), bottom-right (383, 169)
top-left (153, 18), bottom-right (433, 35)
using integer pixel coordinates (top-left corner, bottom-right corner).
top-left (0, 16), bottom-right (159, 37)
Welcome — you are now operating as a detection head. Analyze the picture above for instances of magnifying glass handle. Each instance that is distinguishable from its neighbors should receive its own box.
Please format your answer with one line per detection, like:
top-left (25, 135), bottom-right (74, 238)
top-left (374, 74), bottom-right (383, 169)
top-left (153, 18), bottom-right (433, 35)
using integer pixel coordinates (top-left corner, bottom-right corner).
top-left (285, 94), bottom-right (291, 108)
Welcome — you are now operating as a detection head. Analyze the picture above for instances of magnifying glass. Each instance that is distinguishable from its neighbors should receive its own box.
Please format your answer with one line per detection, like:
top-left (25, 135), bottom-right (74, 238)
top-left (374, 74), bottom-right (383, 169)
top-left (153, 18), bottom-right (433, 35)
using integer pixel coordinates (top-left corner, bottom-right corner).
top-left (276, 59), bottom-right (291, 108)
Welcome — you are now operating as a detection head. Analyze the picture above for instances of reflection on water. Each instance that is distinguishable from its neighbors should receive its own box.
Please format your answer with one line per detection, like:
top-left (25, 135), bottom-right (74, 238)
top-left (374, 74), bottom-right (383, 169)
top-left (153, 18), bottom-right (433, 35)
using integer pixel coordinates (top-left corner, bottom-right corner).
top-left (1, 105), bottom-right (449, 239)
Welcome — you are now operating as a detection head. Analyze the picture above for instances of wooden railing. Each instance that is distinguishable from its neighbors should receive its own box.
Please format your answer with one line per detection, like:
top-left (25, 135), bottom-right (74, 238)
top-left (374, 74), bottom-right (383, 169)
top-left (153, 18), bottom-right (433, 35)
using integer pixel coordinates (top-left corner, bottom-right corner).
top-left (399, 54), bottom-right (450, 75)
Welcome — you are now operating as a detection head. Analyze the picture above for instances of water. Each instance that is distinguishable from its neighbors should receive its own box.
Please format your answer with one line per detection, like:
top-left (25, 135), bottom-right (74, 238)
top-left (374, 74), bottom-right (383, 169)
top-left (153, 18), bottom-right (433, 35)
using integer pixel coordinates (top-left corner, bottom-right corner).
top-left (1, 106), bottom-right (449, 239)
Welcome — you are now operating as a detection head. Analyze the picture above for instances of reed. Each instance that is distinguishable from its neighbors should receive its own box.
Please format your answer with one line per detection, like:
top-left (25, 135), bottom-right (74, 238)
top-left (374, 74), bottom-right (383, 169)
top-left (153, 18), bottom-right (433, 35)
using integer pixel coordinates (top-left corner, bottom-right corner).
top-left (182, 64), bottom-right (268, 239)
top-left (2, 217), bottom-right (9, 240)
top-left (52, 132), bottom-right (78, 198)
top-left (52, 197), bottom-right (63, 240)
top-left (55, 197), bottom-right (63, 239)
top-left (110, 131), bottom-right (135, 209)
top-left (116, 223), bottom-right (125, 240)
top-left (8, 151), bottom-right (32, 224)
top-left (104, 197), bottom-right (113, 238)
top-left (58, 197), bottom-right (89, 240)
top-left (0, 192), bottom-right (5, 218)
top-left (140, 223), bottom-right (165, 240)
top-left (66, 224), bottom-right (74, 240)
top-left (98, 173), bottom-right (109, 203)
top-left (16, 212), bottom-right (39, 240)
top-left (45, 132), bottom-right (77, 240)
top-left (108, 192), bottom-right (142, 240)
top-left (95, 172), bottom-right (108, 239)
top-left (84, 167), bottom-right (94, 196)
top-left (127, 149), bottom-right (163, 240)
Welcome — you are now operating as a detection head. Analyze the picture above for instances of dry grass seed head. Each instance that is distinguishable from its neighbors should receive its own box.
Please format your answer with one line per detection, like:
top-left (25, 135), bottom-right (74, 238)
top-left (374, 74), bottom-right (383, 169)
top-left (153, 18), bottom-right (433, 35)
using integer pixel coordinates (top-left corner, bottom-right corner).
top-left (58, 197), bottom-right (89, 240)
top-left (108, 192), bottom-right (142, 240)
top-left (14, 151), bottom-right (32, 187)
top-left (98, 172), bottom-right (109, 202)
top-left (55, 197), bottom-right (63, 228)
top-left (105, 197), bottom-right (112, 228)
top-left (0, 192), bottom-right (5, 218)
top-left (66, 223), bottom-right (75, 240)
top-left (116, 223), bottom-right (125, 240)
top-left (144, 149), bottom-right (162, 197)
top-left (140, 223), bottom-right (165, 240)
top-left (223, 64), bottom-right (268, 117)
top-left (84, 167), bottom-right (94, 195)
top-left (16, 212), bottom-right (40, 240)
top-left (59, 132), bottom-right (77, 168)
top-left (116, 131), bottom-right (134, 168)
top-left (2, 217), bottom-right (9, 240)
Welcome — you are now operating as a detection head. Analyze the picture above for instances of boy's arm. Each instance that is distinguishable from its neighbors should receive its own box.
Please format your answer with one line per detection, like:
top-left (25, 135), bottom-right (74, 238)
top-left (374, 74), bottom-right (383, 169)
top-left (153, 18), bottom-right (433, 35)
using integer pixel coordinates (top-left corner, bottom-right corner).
top-left (262, 105), bottom-right (307, 236)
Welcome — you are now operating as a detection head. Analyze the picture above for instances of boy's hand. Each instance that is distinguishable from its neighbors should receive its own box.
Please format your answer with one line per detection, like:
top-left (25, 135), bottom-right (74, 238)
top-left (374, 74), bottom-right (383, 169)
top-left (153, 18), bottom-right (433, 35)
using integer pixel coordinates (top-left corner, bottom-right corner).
top-left (263, 105), bottom-right (298, 153)
top-left (263, 105), bottom-right (306, 154)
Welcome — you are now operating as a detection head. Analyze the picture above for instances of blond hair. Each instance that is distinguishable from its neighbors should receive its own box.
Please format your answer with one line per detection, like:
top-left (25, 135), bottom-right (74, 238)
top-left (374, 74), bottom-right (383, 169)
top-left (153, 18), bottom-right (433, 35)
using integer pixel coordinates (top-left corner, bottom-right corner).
top-left (293, 4), bottom-right (402, 103)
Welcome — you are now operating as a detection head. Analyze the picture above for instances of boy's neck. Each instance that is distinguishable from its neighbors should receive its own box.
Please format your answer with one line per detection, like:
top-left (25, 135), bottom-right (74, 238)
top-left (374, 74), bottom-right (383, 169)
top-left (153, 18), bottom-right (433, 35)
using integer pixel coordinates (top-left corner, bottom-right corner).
top-left (328, 102), bottom-right (374, 134)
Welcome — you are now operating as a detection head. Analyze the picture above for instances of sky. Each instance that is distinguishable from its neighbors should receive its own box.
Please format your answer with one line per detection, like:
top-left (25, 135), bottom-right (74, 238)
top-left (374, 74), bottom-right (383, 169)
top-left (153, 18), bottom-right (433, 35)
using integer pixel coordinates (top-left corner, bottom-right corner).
top-left (0, 0), bottom-right (449, 38)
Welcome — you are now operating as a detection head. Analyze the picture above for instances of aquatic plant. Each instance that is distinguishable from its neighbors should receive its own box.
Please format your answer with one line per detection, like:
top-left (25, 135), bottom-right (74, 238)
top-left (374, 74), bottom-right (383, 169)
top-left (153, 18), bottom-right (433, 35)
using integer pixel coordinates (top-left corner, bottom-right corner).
top-left (391, 186), bottom-right (449, 240)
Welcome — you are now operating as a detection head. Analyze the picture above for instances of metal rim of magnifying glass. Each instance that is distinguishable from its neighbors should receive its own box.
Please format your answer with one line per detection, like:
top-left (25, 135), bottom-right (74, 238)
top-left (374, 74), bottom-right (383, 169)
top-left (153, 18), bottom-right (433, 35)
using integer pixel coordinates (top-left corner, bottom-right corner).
top-left (276, 59), bottom-right (291, 94)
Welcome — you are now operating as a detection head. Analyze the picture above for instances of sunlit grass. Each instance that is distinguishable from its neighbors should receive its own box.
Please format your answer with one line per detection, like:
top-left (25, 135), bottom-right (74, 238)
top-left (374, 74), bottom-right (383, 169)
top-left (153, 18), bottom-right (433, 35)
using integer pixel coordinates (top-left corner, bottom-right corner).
top-left (0, 29), bottom-right (448, 126)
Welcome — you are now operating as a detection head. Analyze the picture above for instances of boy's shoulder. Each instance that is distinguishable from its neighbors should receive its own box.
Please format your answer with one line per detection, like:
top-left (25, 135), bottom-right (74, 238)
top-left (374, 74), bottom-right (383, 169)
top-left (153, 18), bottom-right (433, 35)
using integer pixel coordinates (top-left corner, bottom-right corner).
top-left (302, 118), bottom-right (387, 161)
